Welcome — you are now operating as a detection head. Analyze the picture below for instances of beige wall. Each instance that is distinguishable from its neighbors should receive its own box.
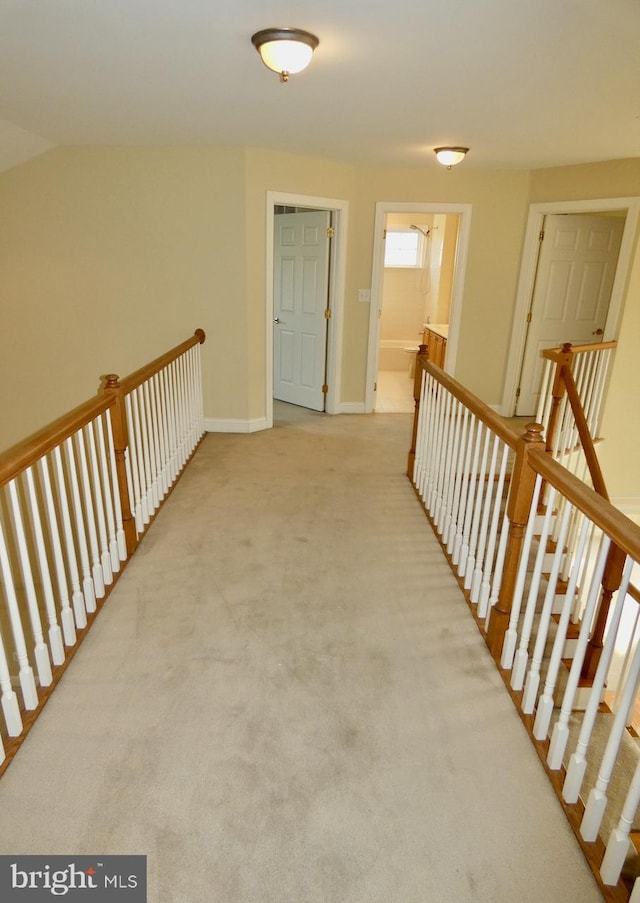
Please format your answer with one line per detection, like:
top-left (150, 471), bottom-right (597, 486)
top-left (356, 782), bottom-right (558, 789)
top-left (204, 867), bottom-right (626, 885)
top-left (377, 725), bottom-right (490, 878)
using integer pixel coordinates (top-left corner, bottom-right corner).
top-left (0, 146), bottom-right (247, 451)
top-left (2, 146), bottom-right (638, 500)
top-left (530, 159), bottom-right (640, 502)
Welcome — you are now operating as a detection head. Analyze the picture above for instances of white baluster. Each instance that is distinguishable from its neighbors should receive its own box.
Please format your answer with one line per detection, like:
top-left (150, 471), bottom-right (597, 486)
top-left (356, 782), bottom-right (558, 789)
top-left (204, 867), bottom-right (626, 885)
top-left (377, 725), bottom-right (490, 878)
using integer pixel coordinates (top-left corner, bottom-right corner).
top-left (0, 516), bottom-right (38, 709)
top-left (511, 487), bottom-right (558, 692)
top-left (165, 361), bottom-right (179, 485)
top-left (522, 494), bottom-right (572, 713)
top-left (452, 414), bottom-right (477, 567)
top-left (581, 613), bottom-right (640, 842)
top-left (136, 386), bottom-right (155, 524)
top-left (441, 398), bottom-right (462, 544)
top-left (53, 446), bottom-right (87, 629)
top-left (159, 367), bottom-right (174, 488)
top-left (7, 478), bottom-right (53, 686)
top-left (433, 389), bottom-right (453, 531)
top-left (485, 513), bottom-right (510, 631)
top-left (0, 622), bottom-right (23, 736)
top-left (501, 475), bottom-right (543, 670)
top-left (563, 557), bottom-right (635, 803)
top-left (412, 368), bottom-right (427, 487)
top-left (151, 373), bottom-right (168, 499)
top-left (428, 381), bottom-right (446, 514)
top-left (548, 535), bottom-right (610, 770)
top-left (477, 442), bottom-right (509, 617)
top-left (142, 379), bottom-right (160, 510)
top-left (125, 392), bottom-right (145, 533)
top-left (24, 468), bottom-right (65, 666)
top-left (446, 407), bottom-right (469, 553)
top-left (85, 420), bottom-right (113, 586)
top-left (464, 425), bottom-right (491, 591)
top-left (533, 515), bottom-right (592, 740)
top-left (74, 429), bottom-right (105, 599)
top-left (458, 419), bottom-right (484, 578)
top-left (64, 437), bottom-right (96, 613)
top-left (95, 413), bottom-right (121, 572)
top-left (470, 433), bottom-right (499, 604)
top-left (39, 456), bottom-right (76, 647)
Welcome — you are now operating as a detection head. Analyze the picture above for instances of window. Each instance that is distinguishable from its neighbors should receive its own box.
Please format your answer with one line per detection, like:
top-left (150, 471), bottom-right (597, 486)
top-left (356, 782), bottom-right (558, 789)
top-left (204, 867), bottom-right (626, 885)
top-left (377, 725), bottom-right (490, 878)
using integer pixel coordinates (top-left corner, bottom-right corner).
top-left (384, 228), bottom-right (424, 268)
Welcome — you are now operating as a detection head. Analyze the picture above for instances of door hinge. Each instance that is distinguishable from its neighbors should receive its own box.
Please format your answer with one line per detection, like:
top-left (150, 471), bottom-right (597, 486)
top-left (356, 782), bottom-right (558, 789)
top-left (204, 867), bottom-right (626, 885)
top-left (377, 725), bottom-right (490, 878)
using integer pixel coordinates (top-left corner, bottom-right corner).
top-left (538, 229), bottom-right (545, 242)
top-left (374, 382), bottom-right (377, 391)
top-left (322, 383), bottom-right (328, 394)
top-left (515, 387), bottom-right (521, 398)
top-left (324, 308), bottom-right (331, 319)
top-left (526, 311), bottom-right (532, 323)
top-left (383, 228), bottom-right (387, 240)
top-left (327, 227), bottom-right (335, 238)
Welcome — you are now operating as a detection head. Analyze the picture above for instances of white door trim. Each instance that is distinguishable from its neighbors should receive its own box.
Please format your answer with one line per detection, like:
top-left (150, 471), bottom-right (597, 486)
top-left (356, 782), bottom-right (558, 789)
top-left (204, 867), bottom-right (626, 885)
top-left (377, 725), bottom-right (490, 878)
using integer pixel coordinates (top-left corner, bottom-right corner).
top-left (500, 196), bottom-right (640, 417)
top-left (265, 191), bottom-right (349, 428)
top-left (365, 201), bottom-right (472, 413)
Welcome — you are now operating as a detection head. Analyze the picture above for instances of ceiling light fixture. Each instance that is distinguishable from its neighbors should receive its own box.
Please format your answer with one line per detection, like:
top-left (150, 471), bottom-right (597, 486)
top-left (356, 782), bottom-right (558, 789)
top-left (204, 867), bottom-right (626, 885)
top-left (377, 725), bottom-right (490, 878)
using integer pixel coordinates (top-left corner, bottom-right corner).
top-left (434, 147), bottom-right (469, 169)
top-left (251, 27), bottom-right (319, 83)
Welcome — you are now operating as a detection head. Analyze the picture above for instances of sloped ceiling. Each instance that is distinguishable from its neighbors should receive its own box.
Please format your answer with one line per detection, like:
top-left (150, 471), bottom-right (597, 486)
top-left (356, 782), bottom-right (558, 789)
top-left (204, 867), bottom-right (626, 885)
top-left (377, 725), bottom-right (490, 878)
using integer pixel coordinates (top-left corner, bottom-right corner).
top-left (1, 0), bottom-right (639, 174)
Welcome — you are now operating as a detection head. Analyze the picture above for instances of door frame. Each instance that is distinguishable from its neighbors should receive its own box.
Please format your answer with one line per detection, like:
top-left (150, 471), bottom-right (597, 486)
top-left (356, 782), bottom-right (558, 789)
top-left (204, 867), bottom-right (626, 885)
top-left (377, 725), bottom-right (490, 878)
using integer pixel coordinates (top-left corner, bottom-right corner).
top-left (500, 196), bottom-right (640, 416)
top-left (265, 191), bottom-right (349, 428)
top-left (365, 201), bottom-right (472, 413)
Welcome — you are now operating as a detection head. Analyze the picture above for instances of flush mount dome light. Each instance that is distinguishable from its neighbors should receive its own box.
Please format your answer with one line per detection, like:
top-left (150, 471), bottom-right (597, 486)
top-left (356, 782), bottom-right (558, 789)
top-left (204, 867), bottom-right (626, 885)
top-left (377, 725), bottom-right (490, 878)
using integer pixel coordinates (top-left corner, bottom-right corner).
top-left (434, 147), bottom-right (469, 169)
top-left (251, 27), bottom-right (319, 82)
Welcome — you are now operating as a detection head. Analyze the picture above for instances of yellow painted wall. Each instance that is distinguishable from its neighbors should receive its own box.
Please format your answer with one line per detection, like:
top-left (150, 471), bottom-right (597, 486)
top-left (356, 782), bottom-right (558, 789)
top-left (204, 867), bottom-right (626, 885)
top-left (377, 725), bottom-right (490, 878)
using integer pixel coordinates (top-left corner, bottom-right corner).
top-left (0, 146), bottom-right (248, 451)
top-left (3, 145), bottom-right (637, 501)
top-left (530, 159), bottom-right (640, 502)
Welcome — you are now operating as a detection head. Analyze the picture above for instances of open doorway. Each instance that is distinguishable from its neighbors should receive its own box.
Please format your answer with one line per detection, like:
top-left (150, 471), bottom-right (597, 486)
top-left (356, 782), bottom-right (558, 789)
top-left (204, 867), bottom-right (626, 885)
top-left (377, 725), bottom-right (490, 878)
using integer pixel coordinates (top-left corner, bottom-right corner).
top-left (365, 201), bottom-right (472, 413)
top-left (501, 197), bottom-right (640, 417)
top-left (265, 192), bottom-right (349, 429)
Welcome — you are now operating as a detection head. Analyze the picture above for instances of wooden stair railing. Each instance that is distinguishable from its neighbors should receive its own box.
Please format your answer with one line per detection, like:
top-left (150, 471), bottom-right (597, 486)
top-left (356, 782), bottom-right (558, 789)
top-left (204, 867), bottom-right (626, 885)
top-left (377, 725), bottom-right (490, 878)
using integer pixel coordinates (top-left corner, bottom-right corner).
top-left (0, 328), bottom-right (206, 777)
top-left (537, 341), bottom-right (626, 685)
top-left (408, 349), bottom-right (640, 901)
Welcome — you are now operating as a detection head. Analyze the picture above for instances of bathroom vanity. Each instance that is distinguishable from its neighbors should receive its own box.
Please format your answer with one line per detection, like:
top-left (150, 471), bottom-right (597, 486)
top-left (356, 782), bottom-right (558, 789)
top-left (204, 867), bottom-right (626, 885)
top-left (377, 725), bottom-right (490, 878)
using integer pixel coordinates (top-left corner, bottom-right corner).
top-left (422, 324), bottom-right (448, 368)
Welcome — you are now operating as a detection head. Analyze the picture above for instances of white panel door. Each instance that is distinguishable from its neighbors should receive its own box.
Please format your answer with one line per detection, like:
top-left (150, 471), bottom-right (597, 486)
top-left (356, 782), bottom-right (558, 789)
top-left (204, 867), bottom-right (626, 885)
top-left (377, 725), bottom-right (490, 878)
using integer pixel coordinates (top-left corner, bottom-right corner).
top-left (274, 210), bottom-right (331, 411)
top-left (515, 213), bottom-right (624, 415)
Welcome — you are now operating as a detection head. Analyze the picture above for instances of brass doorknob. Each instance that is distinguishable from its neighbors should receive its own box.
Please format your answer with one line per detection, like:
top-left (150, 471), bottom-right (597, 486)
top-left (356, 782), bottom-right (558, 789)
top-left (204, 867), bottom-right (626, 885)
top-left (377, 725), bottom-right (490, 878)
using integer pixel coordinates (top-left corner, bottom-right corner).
top-left (592, 327), bottom-right (603, 335)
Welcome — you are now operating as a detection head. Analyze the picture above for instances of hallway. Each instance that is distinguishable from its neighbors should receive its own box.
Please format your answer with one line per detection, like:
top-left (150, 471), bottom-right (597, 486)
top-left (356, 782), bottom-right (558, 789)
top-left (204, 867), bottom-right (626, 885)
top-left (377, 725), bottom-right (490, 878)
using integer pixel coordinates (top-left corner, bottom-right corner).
top-left (0, 403), bottom-right (601, 902)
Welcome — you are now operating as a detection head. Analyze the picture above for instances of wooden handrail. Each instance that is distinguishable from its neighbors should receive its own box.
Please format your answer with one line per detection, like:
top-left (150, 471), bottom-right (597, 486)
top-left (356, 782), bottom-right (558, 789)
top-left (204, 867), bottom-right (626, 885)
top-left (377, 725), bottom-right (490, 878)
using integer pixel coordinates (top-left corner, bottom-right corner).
top-left (0, 395), bottom-right (114, 488)
top-left (116, 328), bottom-right (206, 395)
top-left (542, 340), bottom-right (617, 361)
top-left (528, 448), bottom-right (640, 563)
top-left (561, 363), bottom-right (609, 500)
top-left (414, 352), bottom-right (522, 449)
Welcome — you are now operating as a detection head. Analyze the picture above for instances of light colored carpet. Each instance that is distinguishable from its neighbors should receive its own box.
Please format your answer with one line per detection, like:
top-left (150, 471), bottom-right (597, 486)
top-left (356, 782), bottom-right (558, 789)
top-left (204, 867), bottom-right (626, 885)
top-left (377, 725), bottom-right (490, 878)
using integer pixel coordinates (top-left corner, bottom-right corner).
top-left (0, 403), bottom-right (602, 902)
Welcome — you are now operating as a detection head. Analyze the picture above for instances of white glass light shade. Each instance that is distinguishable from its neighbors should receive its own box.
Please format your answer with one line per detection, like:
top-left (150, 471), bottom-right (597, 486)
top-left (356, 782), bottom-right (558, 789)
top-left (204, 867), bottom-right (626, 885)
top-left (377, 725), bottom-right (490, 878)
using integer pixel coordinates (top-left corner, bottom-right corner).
top-left (434, 147), bottom-right (469, 167)
top-left (252, 28), bottom-right (319, 81)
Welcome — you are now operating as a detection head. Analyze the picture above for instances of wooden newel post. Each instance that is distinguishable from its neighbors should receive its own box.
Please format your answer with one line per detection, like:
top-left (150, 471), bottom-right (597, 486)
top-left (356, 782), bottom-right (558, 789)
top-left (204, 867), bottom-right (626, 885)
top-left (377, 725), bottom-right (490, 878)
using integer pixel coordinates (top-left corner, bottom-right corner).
top-left (103, 374), bottom-right (138, 557)
top-left (407, 345), bottom-right (429, 478)
top-left (487, 422), bottom-right (546, 661)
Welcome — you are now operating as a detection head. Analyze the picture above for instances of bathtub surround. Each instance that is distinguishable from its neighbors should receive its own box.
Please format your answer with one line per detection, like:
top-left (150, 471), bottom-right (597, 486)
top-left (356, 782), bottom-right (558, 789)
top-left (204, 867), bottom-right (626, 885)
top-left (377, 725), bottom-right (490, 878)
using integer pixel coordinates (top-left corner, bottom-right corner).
top-left (0, 403), bottom-right (600, 902)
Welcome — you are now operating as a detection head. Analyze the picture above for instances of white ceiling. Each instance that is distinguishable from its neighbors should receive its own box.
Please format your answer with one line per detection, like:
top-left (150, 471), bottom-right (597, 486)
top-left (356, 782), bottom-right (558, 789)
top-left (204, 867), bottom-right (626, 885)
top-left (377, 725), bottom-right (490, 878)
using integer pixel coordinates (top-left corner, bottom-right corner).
top-left (1, 0), bottom-right (640, 174)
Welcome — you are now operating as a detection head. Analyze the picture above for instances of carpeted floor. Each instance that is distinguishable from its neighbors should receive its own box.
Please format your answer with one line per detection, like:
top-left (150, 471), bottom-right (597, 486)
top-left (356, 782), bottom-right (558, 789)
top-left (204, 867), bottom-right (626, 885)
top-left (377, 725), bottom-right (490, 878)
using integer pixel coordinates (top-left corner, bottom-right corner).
top-left (0, 403), bottom-right (602, 901)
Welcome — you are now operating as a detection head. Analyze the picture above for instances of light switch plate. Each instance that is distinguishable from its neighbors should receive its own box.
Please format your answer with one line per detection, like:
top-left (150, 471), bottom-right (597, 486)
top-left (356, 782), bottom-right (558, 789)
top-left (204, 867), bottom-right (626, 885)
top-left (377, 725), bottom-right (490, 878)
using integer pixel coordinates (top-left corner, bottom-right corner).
top-left (358, 289), bottom-right (371, 303)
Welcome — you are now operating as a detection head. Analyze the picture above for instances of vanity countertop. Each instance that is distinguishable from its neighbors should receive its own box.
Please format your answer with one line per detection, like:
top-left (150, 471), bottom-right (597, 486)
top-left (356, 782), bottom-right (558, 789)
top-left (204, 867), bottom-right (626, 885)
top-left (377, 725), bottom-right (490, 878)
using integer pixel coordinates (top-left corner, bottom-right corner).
top-left (423, 323), bottom-right (449, 339)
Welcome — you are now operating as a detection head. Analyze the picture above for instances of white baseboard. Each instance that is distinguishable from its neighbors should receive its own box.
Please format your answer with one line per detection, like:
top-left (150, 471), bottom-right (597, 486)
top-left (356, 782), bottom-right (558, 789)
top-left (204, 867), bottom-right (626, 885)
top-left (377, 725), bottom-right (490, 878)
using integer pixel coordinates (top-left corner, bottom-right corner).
top-left (337, 402), bottom-right (366, 414)
top-left (204, 417), bottom-right (269, 434)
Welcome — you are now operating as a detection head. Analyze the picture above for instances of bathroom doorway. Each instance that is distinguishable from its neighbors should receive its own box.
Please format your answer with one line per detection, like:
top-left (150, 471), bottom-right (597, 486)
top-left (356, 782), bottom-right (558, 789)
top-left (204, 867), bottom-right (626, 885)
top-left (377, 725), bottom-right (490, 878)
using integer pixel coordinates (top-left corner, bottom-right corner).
top-left (365, 202), bottom-right (472, 413)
